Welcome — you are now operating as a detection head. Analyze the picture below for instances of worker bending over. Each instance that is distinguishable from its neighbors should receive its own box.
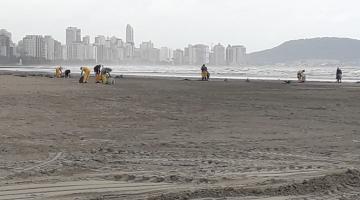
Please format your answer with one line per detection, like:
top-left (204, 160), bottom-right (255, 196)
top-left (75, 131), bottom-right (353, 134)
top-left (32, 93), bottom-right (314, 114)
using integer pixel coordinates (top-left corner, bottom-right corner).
top-left (55, 66), bottom-right (63, 78)
top-left (80, 67), bottom-right (91, 83)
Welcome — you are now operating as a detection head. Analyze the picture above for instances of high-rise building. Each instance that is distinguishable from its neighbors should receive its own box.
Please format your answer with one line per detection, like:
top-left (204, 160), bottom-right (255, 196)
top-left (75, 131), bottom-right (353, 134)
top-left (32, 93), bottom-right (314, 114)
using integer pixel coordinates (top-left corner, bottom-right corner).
top-left (149, 48), bottom-right (160, 63)
top-left (110, 36), bottom-right (124, 48)
top-left (160, 47), bottom-right (171, 62)
top-left (44, 36), bottom-right (55, 60)
top-left (62, 45), bottom-right (67, 60)
top-left (66, 27), bottom-right (81, 60)
top-left (95, 35), bottom-right (106, 46)
top-left (126, 24), bottom-right (134, 45)
top-left (44, 36), bottom-right (62, 61)
top-left (94, 36), bottom-right (106, 62)
top-left (226, 45), bottom-right (232, 65)
top-left (183, 46), bottom-right (190, 65)
top-left (107, 36), bottom-right (125, 63)
top-left (105, 39), bottom-right (111, 48)
top-left (83, 36), bottom-right (90, 45)
top-left (66, 27), bottom-right (81, 45)
top-left (70, 43), bottom-right (86, 61)
top-left (125, 25), bottom-right (135, 60)
top-left (54, 40), bottom-right (63, 61)
top-left (139, 41), bottom-right (154, 61)
top-left (187, 44), bottom-right (209, 65)
top-left (0, 35), bottom-right (11, 57)
top-left (213, 43), bottom-right (226, 66)
top-left (140, 41), bottom-right (154, 50)
top-left (173, 49), bottom-right (184, 65)
top-left (0, 29), bottom-right (13, 57)
top-left (0, 29), bottom-right (11, 38)
top-left (125, 42), bottom-right (134, 59)
top-left (84, 44), bottom-right (96, 61)
top-left (95, 45), bottom-right (108, 63)
top-left (22, 35), bottom-right (45, 58)
top-left (226, 45), bottom-right (246, 66)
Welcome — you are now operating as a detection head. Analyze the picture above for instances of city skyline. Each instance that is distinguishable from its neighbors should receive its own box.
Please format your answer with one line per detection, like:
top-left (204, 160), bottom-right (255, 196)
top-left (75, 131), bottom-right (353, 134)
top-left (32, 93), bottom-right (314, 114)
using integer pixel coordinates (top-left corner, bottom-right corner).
top-left (2, 0), bottom-right (360, 53)
top-left (0, 25), bottom-right (246, 66)
top-left (5, 25), bottom-right (247, 54)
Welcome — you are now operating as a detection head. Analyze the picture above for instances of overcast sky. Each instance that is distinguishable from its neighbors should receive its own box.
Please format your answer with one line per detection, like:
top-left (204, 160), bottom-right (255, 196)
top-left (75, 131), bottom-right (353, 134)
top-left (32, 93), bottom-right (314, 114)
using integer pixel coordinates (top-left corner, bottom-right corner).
top-left (1, 0), bottom-right (360, 52)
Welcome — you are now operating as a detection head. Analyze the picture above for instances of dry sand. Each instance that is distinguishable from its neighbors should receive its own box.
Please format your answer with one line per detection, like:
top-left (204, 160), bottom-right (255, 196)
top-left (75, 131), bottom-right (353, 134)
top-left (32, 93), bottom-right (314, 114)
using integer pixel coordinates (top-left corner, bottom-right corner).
top-left (0, 73), bottom-right (360, 200)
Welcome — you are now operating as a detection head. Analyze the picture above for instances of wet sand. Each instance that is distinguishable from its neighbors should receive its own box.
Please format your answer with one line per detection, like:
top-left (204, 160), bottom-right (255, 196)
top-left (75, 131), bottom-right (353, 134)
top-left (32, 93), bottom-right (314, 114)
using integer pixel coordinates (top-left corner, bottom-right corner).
top-left (0, 73), bottom-right (360, 200)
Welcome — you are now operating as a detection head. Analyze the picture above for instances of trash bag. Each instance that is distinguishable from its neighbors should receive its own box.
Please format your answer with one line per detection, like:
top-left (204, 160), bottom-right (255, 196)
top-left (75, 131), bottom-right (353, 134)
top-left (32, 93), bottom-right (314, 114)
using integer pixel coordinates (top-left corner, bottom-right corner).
top-left (101, 68), bottom-right (112, 74)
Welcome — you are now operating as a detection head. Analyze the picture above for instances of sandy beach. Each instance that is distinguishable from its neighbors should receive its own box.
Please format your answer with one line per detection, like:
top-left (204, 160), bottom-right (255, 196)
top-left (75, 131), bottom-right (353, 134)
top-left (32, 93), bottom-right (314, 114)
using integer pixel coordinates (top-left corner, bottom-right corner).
top-left (0, 73), bottom-right (360, 200)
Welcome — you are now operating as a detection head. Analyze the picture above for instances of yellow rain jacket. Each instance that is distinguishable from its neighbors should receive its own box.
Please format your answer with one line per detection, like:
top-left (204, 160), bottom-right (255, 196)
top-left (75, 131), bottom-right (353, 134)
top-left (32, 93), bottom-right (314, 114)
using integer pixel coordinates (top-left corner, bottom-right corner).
top-left (55, 67), bottom-right (62, 78)
top-left (81, 67), bottom-right (91, 83)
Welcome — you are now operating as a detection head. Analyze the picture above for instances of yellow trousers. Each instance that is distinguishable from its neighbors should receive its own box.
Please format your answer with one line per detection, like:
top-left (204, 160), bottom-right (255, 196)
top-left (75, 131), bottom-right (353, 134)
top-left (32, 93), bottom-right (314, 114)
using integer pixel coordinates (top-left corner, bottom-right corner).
top-left (83, 72), bottom-right (90, 83)
top-left (101, 74), bottom-right (108, 84)
top-left (201, 71), bottom-right (208, 79)
top-left (95, 74), bottom-right (102, 83)
top-left (55, 69), bottom-right (62, 78)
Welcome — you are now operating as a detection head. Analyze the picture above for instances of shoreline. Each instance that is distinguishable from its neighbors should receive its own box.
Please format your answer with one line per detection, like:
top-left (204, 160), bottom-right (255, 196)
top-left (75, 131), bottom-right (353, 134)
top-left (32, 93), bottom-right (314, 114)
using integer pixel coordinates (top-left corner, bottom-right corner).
top-left (0, 69), bottom-right (359, 84)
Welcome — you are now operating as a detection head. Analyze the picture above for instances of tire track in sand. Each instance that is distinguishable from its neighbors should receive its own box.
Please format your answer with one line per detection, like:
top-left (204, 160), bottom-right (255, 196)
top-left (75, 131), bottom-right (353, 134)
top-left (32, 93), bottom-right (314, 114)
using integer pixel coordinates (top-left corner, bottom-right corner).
top-left (20, 152), bottom-right (63, 172)
top-left (0, 180), bottom-right (181, 200)
top-left (0, 152), bottom-right (63, 180)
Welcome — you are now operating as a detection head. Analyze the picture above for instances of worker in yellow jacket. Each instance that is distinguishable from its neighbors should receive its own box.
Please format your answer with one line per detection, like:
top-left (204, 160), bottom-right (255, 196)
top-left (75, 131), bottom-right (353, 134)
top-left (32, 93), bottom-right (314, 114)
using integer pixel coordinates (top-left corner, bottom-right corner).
top-left (80, 67), bottom-right (91, 83)
top-left (55, 66), bottom-right (63, 78)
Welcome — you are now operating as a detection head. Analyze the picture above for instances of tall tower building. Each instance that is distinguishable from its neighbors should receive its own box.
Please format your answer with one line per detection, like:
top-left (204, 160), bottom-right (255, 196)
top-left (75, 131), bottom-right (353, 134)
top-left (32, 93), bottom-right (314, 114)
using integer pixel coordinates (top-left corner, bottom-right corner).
top-left (44, 36), bottom-right (55, 60)
top-left (66, 27), bottom-right (81, 60)
top-left (160, 47), bottom-right (171, 62)
top-left (66, 27), bottom-right (81, 45)
top-left (213, 43), bottom-right (225, 66)
top-left (226, 45), bottom-right (246, 66)
top-left (0, 29), bottom-right (11, 57)
top-left (95, 35), bottom-right (106, 46)
top-left (173, 49), bottom-right (184, 65)
top-left (83, 36), bottom-right (90, 45)
top-left (0, 29), bottom-right (11, 39)
top-left (139, 41), bottom-right (153, 61)
top-left (22, 35), bottom-right (45, 58)
top-left (188, 44), bottom-right (209, 65)
top-left (126, 24), bottom-right (134, 45)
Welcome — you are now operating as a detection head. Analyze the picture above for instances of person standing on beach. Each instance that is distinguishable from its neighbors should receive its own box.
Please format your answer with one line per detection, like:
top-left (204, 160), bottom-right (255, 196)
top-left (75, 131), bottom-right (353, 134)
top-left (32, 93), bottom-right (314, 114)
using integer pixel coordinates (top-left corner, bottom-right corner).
top-left (201, 64), bottom-right (208, 81)
top-left (55, 66), bottom-right (63, 78)
top-left (80, 67), bottom-right (91, 83)
top-left (336, 67), bottom-right (343, 83)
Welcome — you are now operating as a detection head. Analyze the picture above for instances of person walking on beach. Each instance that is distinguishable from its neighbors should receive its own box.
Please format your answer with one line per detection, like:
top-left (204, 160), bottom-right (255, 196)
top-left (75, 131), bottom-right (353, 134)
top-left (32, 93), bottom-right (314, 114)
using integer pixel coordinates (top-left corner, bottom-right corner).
top-left (201, 64), bottom-right (208, 81)
top-left (80, 67), bottom-right (91, 83)
top-left (297, 70), bottom-right (306, 83)
top-left (336, 67), bottom-right (343, 83)
top-left (94, 64), bottom-right (102, 83)
top-left (55, 66), bottom-right (63, 78)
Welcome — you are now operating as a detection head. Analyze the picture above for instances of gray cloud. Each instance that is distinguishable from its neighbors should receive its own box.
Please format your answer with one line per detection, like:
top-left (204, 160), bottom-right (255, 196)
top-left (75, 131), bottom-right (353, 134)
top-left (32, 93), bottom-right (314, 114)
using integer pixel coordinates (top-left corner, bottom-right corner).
top-left (1, 0), bottom-right (359, 52)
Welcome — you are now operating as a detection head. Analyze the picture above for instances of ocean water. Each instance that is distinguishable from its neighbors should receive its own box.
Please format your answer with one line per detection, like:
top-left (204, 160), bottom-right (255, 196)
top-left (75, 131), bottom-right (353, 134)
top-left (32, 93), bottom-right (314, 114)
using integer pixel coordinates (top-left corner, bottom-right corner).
top-left (1, 65), bottom-right (360, 82)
